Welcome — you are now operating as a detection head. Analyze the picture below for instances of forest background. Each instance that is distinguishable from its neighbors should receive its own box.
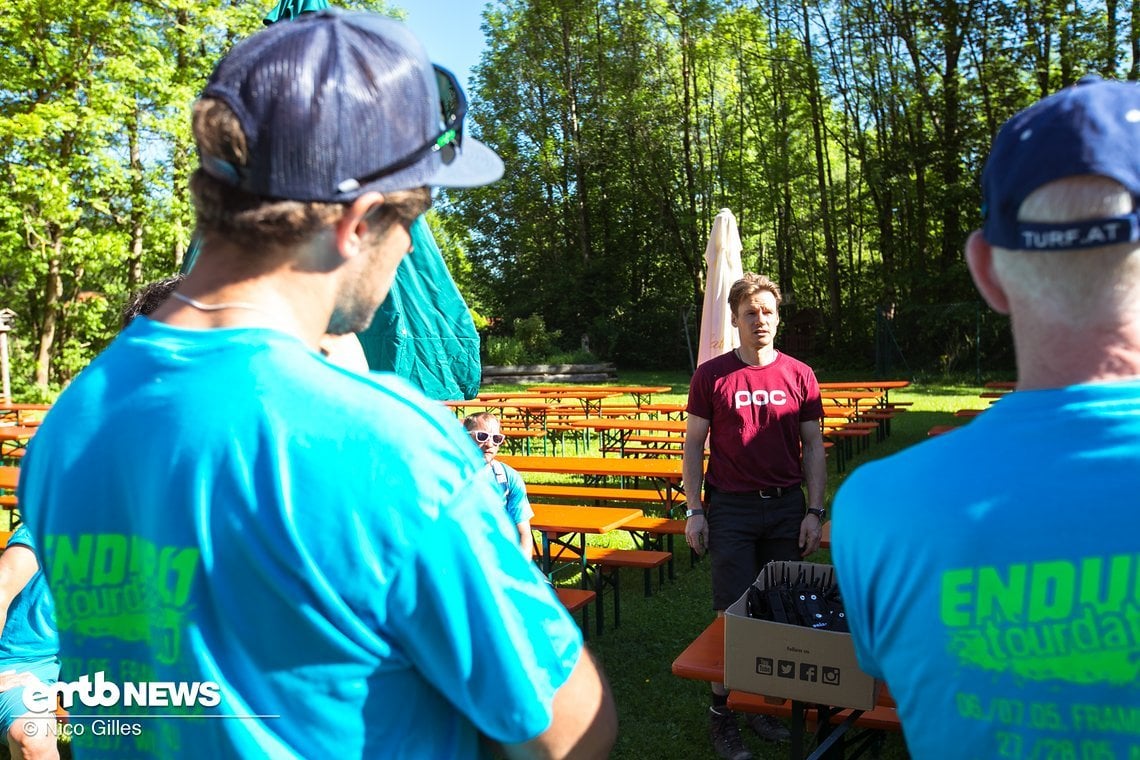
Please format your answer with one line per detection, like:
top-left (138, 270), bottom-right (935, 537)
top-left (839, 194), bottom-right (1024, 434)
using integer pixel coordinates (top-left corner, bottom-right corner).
top-left (2, 0), bottom-right (1136, 399)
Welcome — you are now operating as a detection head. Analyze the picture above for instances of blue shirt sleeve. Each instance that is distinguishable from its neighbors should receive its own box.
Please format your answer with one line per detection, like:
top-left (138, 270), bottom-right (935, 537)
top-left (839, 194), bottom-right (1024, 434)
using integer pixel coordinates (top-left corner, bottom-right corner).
top-left (831, 466), bottom-right (885, 680)
top-left (386, 466), bottom-right (580, 744)
top-left (7, 524), bottom-right (35, 552)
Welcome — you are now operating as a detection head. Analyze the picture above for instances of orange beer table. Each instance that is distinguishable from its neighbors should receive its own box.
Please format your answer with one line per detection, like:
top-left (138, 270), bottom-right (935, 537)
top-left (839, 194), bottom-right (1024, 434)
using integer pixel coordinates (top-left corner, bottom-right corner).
top-left (443, 400), bottom-right (554, 451)
top-left (0, 426), bottom-right (36, 460)
top-left (818, 381), bottom-right (910, 411)
top-left (568, 418), bottom-right (687, 458)
top-left (0, 403), bottom-right (52, 426)
top-left (530, 504), bottom-right (642, 576)
top-left (499, 454), bottom-right (684, 507)
top-left (639, 401), bottom-right (687, 419)
top-left (673, 617), bottom-right (900, 759)
top-left (0, 466), bottom-right (18, 525)
top-left (528, 385), bottom-right (672, 407)
top-left (531, 504), bottom-right (643, 635)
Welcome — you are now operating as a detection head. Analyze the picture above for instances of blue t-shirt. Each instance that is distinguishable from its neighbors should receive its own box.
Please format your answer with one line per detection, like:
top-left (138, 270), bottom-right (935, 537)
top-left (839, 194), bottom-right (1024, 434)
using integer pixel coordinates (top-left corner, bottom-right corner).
top-left (20, 319), bottom-right (582, 759)
top-left (833, 381), bottom-right (1140, 759)
top-left (489, 461), bottom-right (534, 526)
top-left (0, 524), bottom-right (60, 734)
top-left (0, 524), bottom-right (58, 665)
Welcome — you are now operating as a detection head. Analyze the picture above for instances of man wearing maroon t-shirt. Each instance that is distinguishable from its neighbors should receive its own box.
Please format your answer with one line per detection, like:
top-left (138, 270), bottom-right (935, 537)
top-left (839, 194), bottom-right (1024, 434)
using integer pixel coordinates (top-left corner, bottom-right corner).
top-left (683, 273), bottom-right (827, 760)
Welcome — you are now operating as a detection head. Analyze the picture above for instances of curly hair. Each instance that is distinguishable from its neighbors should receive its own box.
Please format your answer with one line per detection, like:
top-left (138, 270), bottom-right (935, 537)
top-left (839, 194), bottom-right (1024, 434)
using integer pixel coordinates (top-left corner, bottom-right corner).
top-left (121, 275), bottom-right (184, 328)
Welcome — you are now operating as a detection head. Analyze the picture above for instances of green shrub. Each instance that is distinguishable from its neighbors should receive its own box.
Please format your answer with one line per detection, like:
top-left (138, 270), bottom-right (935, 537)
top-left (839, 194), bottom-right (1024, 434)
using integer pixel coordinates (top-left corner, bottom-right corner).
top-left (484, 335), bottom-right (527, 365)
top-left (484, 314), bottom-right (586, 365)
top-left (512, 314), bottom-right (560, 360)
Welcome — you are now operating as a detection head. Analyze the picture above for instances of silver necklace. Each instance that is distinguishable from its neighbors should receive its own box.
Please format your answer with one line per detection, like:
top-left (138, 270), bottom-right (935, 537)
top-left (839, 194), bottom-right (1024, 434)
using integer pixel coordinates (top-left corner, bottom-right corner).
top-left (735, 347), bottom-right (774, 367)
top-left (170, 291), bottom-right (275, 317)
top-left (735, 348), bottom-right (757, 366)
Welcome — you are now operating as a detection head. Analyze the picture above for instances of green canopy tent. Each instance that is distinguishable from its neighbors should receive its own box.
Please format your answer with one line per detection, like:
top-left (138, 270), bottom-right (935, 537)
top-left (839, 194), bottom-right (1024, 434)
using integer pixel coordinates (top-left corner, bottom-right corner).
top-left (261, 0), bottom-right (326, 23)
top-left (182, 0), bottom-right (482, 399)
top-left (357, 217), bottom-right (480, 399)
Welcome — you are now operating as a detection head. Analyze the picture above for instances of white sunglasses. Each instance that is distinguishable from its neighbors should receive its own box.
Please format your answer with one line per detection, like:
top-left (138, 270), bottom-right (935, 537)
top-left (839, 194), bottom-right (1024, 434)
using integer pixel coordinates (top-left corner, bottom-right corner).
top-left (469, 430), bottom-right (506, 446)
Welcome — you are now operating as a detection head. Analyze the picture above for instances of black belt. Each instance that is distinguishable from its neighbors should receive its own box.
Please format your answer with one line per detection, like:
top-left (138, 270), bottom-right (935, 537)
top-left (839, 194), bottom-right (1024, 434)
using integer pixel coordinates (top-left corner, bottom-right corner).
top-left (713, 484), bottom-right (801, 499)
top-left (756, 485), bottom-right (798, 499)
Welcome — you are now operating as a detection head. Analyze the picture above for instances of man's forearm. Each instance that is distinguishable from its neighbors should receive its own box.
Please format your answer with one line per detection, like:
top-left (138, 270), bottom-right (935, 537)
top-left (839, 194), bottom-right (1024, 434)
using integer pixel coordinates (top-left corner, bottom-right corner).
top-left (681, 443), bottom-right (705, 510)
top-left (803, 441), bottom-right (826, 508)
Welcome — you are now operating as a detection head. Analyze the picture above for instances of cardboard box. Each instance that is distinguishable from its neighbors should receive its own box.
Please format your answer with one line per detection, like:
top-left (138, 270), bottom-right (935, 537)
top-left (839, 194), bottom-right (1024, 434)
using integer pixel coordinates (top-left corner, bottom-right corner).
top-left (724, 561), bottom-right (880, 711)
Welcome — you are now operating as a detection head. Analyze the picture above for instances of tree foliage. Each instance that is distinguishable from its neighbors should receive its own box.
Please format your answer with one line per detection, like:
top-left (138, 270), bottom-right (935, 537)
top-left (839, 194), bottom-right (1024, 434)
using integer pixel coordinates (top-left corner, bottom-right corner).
top-left (0, 0), bottom-right (396, 395)
top-left (0, 0), bottom-right (264, 394)
top-left (1, 0), bottom-right (1135, 394)
top-left (456, 0), bottom-right (1135, 370)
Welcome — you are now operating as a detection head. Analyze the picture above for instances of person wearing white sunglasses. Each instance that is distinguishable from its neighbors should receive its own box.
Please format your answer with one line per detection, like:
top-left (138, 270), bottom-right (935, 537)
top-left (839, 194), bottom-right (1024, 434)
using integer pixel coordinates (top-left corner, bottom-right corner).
top-left (464, 412), bottom-right (534, 558)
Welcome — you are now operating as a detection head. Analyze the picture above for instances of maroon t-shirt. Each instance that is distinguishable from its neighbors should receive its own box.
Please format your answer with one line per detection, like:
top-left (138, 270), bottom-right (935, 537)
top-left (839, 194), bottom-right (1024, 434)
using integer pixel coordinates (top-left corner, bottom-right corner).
top-left (686, 351), bottom-right (823, 492)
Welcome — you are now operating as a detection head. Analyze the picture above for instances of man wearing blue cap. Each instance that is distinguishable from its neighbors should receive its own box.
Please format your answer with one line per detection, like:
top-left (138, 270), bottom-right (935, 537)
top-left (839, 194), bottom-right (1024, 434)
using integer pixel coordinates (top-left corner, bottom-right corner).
top-left (832, 76), bottom-right (1140, 758)
top-left (19, 10), bottom-right (615, 759)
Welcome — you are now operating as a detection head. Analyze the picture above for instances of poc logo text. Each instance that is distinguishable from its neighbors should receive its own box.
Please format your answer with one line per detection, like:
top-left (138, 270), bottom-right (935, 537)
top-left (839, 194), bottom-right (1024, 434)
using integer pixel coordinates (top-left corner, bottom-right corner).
top-left (734, 390), bottom-right (789, 409)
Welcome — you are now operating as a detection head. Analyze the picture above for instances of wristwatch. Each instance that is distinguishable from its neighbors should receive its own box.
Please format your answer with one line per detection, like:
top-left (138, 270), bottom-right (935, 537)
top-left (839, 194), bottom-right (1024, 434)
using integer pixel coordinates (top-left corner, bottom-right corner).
top-left (685, 508), bottom-right (705, 519)
top-left (806, 507), bottom-right (826, 522)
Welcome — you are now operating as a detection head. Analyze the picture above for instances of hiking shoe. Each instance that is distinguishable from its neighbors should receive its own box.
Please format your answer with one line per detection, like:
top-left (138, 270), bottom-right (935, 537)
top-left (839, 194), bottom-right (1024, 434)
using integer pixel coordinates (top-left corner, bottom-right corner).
top-left (744, 712), bottom-right (791, 743)
top-left (709, 707), bottom-right (753, 760)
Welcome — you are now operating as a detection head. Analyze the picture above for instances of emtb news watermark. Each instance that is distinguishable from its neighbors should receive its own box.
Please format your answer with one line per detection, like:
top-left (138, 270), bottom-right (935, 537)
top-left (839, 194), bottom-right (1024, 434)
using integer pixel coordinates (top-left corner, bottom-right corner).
top-left (23, 671), bottom-right (221, 713)
top-left (19, 671), bottom-right (225, 741)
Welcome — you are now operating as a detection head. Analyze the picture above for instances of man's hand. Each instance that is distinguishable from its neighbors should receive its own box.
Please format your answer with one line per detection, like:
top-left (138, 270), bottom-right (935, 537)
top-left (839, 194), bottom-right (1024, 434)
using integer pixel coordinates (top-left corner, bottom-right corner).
top-left (685, 514), bottom-right (709, 556)
top-left (799, 514), bottom-right (823, 557)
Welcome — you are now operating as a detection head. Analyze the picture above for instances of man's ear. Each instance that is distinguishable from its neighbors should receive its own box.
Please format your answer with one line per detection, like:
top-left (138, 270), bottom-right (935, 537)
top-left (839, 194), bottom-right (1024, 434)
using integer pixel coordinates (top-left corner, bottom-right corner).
top-left (334, 192), bottom-right (387, 260)
top-left (965, 230), bottom-right (1011, 315)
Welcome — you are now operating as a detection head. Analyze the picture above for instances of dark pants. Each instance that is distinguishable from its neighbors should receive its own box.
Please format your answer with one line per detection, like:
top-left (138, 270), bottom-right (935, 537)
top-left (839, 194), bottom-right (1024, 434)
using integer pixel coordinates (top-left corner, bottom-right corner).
top-left (707, 485), bottom-right (804, 611)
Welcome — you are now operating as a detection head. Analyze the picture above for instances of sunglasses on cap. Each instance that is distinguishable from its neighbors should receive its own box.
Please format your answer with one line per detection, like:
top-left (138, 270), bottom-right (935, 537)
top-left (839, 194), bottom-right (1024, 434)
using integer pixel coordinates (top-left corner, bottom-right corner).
top-left (337, 65), bottom-right (466, 195)
top-left (469, 430), bottom-right (505, 446)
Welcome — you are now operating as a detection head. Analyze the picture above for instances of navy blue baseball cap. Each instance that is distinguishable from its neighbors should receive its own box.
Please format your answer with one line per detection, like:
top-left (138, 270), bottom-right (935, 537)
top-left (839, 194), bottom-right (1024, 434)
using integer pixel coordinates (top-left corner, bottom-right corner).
top-left (981, 75), bottom-right (1140, 251)
top-left (198, 9), bottom-right (503, 202)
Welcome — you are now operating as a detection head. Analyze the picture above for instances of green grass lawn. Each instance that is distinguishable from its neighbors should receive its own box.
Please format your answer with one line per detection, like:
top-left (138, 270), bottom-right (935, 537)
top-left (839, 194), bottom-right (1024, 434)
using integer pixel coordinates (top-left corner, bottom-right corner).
top-left (482, 371), bottom-right (988, 759)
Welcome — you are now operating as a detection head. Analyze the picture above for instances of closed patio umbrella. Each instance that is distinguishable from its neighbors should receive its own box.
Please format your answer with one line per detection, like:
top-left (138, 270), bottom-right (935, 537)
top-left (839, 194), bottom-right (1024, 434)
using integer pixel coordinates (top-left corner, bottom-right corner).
top-left (696, 209), bottom-right (744, 368)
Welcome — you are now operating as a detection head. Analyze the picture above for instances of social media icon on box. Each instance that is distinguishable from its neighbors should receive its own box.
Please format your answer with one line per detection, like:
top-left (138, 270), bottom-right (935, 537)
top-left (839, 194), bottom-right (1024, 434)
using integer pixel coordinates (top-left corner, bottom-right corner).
top-left (755, 657), bottom-right (774, 676)
top-left (777, 660), bottom-right (795, 678)
top-left (821, 667), bottom-right (840, 686)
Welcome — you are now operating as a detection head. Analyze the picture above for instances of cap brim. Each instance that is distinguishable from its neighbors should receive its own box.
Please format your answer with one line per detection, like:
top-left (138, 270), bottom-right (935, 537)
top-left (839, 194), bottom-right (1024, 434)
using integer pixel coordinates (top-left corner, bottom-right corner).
top-left (428, 136), bottom-right (504, 189)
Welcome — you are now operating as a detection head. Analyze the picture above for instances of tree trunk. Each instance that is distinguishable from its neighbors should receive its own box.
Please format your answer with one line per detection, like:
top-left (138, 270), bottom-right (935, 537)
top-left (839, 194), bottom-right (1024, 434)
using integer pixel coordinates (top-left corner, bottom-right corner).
top-left (1129, 0), bottom-right (1139, 80)
top-left (678, 15), bottom-right (700, 260)
top-left (558, 6), bottom-right (591, 265)
top-left (801, 0), bottom-right (842, 338)
top-left (35, 240), bottom-right (64, 389)
top-left (937, 1), bottom-right (969, 276)
top-left (1102, 0), bottom-right (1118, 74)
top-left (128, 108), bottom-right (144, 290)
